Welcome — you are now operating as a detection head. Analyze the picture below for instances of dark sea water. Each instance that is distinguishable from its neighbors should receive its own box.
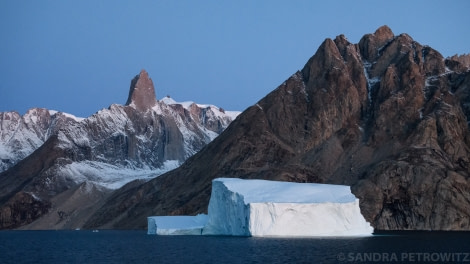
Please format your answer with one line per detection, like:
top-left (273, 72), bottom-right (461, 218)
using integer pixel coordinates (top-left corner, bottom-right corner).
top-left (0, 230), bottom-right (469, 264)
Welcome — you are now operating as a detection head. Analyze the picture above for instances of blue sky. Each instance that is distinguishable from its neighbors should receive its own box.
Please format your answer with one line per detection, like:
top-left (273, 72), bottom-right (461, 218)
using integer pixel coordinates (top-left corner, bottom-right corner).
top-left (1, 1), bottom-right (469, 117)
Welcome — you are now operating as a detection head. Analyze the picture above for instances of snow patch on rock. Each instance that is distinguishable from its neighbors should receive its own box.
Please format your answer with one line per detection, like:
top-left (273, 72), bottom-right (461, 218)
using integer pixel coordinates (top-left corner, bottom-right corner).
top-left (161, 96), bottom-right (240, 120)
top-left (61, 160), bottom-right (180, 189)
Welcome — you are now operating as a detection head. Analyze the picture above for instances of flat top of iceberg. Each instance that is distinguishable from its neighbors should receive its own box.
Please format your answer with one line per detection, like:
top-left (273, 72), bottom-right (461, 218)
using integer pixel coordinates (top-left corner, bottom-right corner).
top-left (215, 178), bottom-right (356, 204)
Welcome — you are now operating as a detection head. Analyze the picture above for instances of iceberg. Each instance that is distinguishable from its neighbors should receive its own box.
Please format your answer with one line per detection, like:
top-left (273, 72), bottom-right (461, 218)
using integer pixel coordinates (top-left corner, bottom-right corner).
top-left (147, 214), bottom-right (208, 235)
top-left (147, 178), bottom-right (373, 236)
top-left (202, 178), bottom-right (373, 236)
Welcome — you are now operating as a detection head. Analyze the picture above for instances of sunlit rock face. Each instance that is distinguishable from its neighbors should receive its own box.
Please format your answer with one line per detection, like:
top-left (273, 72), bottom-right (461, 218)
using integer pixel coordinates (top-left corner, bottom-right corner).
top-left (125, 69), bottom-right (157, 112)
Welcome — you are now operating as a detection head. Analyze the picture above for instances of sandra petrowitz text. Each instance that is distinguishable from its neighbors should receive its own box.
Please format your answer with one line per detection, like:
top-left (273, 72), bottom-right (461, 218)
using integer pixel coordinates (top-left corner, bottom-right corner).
top-left (337, 252), bottom-right (470, 262)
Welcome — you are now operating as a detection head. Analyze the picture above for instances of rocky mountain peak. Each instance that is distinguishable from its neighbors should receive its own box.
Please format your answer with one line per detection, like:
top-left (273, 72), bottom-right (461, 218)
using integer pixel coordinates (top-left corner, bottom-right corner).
top-left (359, 25), bottom-right (395, 61)
top-left (125, 69), bottom-right (157, 111)
top-left (3, 26), bottom-right (469, 232)
top-left (83, 26), bottom-right (470, 231)
top-left (0, 67), bottom-right (241, 229)
top-left (373, 25), bottom-right (394, 42)
top-left (447, 53), bottom-right (470, 72)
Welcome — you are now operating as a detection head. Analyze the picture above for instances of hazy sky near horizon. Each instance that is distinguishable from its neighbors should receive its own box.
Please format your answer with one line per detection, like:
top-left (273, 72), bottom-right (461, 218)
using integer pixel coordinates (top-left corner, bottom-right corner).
top-left (1, 1), bottom-right (469, 117)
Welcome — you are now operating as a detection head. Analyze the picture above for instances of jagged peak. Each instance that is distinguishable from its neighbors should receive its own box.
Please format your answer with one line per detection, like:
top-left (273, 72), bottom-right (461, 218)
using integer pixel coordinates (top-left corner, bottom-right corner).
top-left (302, 27), bottom-right (397, 83)
top-left (125, 69), bottom-right (157, 112)
top-left (373, 25), bottom-right (394, 41)
top-left (359, 25), bottom-right (395, 61)
top-left (301, 38), bottom-right (344, 84)
top-left (334, 34), bottom-right (349, 44)
top-left (447, 53), bottom-right (470, 71)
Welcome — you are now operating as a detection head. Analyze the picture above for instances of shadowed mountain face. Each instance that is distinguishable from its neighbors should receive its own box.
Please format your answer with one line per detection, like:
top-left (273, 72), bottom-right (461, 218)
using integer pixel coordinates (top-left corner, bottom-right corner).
top-left (85, 26), bottom-right (470, 231)
top-left (0, 70), bottom-right (239, 229)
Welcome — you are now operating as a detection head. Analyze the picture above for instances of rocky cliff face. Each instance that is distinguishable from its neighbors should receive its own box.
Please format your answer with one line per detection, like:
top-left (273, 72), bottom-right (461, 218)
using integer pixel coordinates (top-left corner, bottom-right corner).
top-left (125, 69), bottom-right (158, 111)
top-left (0, 70), bottom-right (239, 229)
top-left (0, 109), bottom-right (81, 172)
top-left (85, 26), bottom-right (470, 231)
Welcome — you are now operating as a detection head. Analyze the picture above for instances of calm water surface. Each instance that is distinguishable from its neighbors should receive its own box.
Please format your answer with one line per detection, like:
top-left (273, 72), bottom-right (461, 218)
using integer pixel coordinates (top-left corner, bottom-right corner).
top-left (0, 230), bottom-right (469, 263)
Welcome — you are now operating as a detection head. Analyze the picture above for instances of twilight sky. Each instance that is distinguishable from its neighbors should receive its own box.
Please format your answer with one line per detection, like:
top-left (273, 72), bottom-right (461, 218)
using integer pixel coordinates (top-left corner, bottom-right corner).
top-left (1, 1), bottom-right (469, 117)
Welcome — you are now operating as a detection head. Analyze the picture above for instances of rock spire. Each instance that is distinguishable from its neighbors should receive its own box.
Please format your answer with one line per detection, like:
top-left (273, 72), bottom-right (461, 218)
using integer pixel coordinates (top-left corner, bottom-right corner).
top-left (126, 69), bottom-right (157, 111)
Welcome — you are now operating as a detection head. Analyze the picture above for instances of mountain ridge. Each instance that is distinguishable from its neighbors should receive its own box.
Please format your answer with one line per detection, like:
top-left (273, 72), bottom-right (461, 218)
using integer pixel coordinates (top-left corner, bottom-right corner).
top-left (0, 70), bottom-right (240, 229)
top-left (84, 26), bottom-right (470, 231)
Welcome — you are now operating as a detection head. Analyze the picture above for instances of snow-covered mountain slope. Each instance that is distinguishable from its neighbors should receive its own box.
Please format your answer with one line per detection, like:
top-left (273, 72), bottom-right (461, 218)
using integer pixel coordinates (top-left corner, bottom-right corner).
top-left (52, 96), bottom-right (239, 189)
top-left (0, 108), bottom-right (83, 171)
top-left (160, 96), bottom-right (240, 121)
top-left (0, 70), bottom-right (239, 181)
top-left (0, 69), bottom-right (240, 229)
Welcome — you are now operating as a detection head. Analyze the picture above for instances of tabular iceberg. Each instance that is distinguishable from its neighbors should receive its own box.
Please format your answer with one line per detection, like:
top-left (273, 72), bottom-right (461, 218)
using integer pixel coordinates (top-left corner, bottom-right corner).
top-left (147, 214), bottom-right (208, 235)
top-left (203, 178), bottom-right (373, 236)
top-left (148, 178), bottom-right (373, 236)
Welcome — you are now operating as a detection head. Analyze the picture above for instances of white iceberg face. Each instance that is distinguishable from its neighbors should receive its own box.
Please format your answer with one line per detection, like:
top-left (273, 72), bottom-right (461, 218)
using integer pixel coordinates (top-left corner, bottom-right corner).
top-left (147, 214), bottom-right (208, 235)
top-left (248, 201), bottom-right (372, 236)
top-left (201, 179), bottom-right (251, 236)
top-left (202, 178), bottom-right (373, 237)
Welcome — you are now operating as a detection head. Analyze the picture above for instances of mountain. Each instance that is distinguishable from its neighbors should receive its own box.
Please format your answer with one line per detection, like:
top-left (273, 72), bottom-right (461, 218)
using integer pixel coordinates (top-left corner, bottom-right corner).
top-left (0, 69), bottom-right (240, 229)
top-left (84, 26), bottom-right (470, 231)
top-left (0, 109), bottom-right (83, 172)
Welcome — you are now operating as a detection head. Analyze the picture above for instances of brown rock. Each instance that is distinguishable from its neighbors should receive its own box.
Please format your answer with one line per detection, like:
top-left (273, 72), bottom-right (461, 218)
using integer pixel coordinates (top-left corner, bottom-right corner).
top-left (358, 25), bottom-right (395, 62)
top-left (447, 53), bottom-right (470, 72)
top-left (125, 69), bottom-right (157, 112)
top-left (0, 192), bottom-right (51, 229)
top-left (85, 26), bottom-right (470, 231)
